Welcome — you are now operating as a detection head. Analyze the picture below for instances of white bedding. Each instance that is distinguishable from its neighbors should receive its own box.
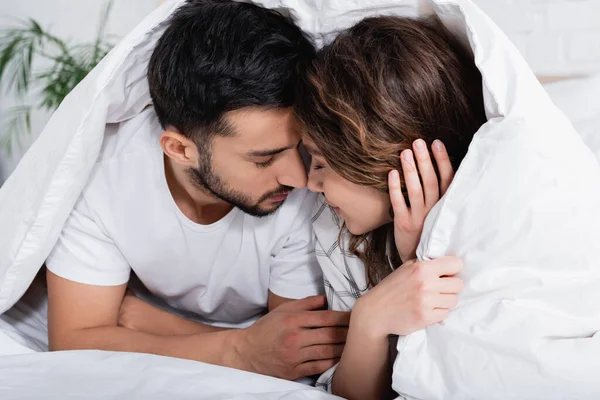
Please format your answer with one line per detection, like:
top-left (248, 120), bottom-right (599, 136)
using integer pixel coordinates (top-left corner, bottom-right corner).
top-left (0, 351), bottom-right (341, 400)
top-left (1, 0), bottom-right (599, 398)
top-left (0, 284), bottom-right (342, 399)
top-left (389, 2), bottom-right (600, 398)
top-left (0, 1), bottom-right (416, 398)
top-left (0, 79), bottom-right (597, 399)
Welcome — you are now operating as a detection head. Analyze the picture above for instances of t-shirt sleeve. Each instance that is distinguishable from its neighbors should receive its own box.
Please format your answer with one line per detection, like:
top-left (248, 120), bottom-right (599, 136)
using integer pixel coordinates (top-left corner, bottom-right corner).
top-left (269, 191), bottom-right (324, 299)
top-left (46, 194), bottom-right (130, 286)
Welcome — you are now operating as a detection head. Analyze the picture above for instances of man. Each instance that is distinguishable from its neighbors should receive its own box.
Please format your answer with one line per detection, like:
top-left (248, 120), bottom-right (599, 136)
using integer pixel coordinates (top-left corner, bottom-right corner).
top-left (46, 0), bottom-right (347, 381)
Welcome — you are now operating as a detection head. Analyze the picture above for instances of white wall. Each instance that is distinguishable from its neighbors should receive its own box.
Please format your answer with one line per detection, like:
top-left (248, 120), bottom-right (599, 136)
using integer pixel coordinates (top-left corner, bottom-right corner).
top-left (1, 0), bottom-right (600, 182)
top-left (0, 0), bottom-right (160, 182)
top-left (474, 0), bottom-right (600, 76)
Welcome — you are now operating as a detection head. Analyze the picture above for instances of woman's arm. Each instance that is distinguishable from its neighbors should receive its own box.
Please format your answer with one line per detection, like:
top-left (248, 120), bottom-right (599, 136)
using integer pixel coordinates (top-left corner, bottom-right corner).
top-left (331, 140), bottom-right (459, 399)
top-left (332, 311), bottom-right (396, 400)
top-left (330, 257), bottom-right (464, 400)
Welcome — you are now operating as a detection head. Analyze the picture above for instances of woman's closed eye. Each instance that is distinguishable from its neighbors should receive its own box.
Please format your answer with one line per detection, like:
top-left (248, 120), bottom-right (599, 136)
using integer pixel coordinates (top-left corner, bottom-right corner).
top-left (312, 162), bottom-right (324, 170)
top-left (310, 155), bottom-right (327, 171)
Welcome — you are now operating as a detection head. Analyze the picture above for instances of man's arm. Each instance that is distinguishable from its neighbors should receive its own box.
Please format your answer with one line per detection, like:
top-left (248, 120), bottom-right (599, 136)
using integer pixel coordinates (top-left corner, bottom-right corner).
top-left (48, 270), bottom-right (348, 380)
top-left (47, 271), bottom-right (238, 364)
top-left (117, 290), bottom-right (292, 336)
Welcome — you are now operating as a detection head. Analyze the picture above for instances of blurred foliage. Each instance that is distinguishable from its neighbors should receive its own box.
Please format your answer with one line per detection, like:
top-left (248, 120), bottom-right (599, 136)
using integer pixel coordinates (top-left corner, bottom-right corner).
top-left (0, 2), bottom-right (115, 155)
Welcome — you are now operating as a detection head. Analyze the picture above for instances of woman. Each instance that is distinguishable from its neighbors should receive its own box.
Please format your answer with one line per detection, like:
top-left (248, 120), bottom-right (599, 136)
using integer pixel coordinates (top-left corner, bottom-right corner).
top-left (294, 16), bottom-right (487, 399)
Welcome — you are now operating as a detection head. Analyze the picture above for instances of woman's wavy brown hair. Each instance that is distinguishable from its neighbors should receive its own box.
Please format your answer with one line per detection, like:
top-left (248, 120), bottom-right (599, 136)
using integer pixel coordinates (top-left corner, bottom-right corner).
top-left (294, 16), bottom-right (487, 287)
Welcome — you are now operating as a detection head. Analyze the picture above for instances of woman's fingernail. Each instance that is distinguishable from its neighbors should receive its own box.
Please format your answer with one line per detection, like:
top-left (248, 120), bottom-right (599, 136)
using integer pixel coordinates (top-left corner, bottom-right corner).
top-left (390, 170), bottom-right (399, 181)
top-left (433, 140), bottom-right (444, 152)
top-left (402, 150), bottom-right (414, 164)
top-left (414, 139), bottom-right (426, 151)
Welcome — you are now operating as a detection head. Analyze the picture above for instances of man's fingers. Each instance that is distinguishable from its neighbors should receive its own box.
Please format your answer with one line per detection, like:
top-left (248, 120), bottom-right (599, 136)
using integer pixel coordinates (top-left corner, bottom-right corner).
top-left (388, 169), bottom-right (409, 221)
top-left (293, 358), bottom-right (339, 379)
top-left (432, 140), bottom-right (455, 195)
top-left (400, 149), bottom-right (425, 215)
top-left (298, 327), bottom-right (348, 346)
top-left (300, 344), bottom-right (344, 362)
top-left (412, 139), bottom-right (440, 208)
top-left (297, 310), bottom-right (350, 328)
top-left (276, 295), bottom-right (327, 312)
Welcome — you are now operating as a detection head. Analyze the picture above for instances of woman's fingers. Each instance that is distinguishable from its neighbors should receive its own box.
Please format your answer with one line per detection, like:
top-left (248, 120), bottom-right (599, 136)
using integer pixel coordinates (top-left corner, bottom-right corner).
top-left (400, 149), bottom-right (425, 217)
top-left (412, 139), bottom-right (440, 209)
top-left (432, 140), bottom-right (455, 195)
top-left (427, 308), bottom-right (450, 325)
top-left (432, 294), bottom-right (459, 309)
top-left (389, 169), bottom-right (409, 222)
top-left (436, 277), bottom-right (465, 294)
top-left (431, 256), bottom-right (464, 277)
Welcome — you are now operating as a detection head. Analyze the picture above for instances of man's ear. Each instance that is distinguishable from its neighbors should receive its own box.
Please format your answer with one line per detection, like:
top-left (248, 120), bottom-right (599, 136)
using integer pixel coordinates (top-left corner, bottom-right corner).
top-left (160, 128), bottom-right (199, 167)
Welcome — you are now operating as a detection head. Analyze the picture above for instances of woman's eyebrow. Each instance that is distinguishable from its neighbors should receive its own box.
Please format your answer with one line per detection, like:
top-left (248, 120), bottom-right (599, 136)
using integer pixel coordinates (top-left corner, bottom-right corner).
top-left (300, 140), bottom-right (322, 156)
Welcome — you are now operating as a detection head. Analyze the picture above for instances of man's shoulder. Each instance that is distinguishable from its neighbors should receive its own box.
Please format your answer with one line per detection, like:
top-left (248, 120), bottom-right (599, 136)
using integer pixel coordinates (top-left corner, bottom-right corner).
top-left (81, 108), bottom-right (163, 208)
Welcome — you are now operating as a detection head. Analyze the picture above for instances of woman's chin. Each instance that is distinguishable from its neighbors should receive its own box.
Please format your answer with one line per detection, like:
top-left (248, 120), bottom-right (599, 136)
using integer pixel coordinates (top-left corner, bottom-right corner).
top-left (344, 220), bottom-right (369, 236)
top-left (345, 218), bottom-right (389, 236)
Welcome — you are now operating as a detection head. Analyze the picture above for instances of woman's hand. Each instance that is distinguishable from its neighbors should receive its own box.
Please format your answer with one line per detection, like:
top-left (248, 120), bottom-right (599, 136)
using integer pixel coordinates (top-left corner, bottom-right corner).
top-left (390, 139), bottom-right (455, 263)
top-left (352, 257), bottom-right (464, 339)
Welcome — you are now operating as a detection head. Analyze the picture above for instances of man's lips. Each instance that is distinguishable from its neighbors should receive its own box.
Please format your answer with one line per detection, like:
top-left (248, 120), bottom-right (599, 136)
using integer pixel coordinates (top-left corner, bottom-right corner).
top-left (270, 192), bottom-right (290, 202)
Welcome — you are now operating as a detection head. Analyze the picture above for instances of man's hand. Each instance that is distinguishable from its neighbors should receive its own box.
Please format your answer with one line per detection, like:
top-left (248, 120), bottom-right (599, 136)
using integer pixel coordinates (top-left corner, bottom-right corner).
top-left (118, 290), bottom-right (154, 332)
top-left (49, 269), bottom-right (347, 381)
top-left (233, 295), bottom-right (349, 380)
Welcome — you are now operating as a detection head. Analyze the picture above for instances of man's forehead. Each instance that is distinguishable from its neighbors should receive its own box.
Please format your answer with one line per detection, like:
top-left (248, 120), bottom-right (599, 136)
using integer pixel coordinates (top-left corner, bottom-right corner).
top-left (220, 107), bottom-right (299, 152)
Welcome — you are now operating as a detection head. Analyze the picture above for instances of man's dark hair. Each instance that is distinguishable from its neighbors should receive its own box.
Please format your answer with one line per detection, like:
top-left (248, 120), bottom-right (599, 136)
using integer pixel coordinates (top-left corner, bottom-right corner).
top-left (148, 0), bottom-right (316, 142)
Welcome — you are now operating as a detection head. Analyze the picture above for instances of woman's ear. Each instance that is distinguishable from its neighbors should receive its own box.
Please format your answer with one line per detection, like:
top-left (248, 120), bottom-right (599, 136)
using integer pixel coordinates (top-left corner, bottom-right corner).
top-left (160, 128), bottom-right (199, 167)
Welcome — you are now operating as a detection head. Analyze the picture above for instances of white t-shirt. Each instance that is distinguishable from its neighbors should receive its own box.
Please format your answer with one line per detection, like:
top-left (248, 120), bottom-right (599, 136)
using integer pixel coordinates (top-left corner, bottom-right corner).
top-left (46, 107), bottom-right (323, 328)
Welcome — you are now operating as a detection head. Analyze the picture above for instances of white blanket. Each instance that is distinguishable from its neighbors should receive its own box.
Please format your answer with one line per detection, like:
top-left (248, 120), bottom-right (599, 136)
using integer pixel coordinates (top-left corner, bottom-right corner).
top-left (311, 1), bottom-right (600, 399)
top-left (2, 0), bottom-right (600, 399)
top-left (393, 3), bottom-right (600, 399)
top-left (0, 0), bottom-right (422, 315)
top-left (0, 350), bottom-right (340, 400)
top-left (0, 1), bottom-right (415, 398)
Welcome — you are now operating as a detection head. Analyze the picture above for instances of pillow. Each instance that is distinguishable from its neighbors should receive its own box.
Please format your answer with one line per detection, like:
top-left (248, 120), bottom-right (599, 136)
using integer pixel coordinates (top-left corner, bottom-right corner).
top-left (392, 1), bottom-right (600, 399)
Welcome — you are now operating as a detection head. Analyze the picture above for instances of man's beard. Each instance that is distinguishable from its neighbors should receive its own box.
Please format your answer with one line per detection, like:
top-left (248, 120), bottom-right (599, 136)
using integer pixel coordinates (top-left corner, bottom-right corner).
top-left (187, 156), bottom-right (293, 218)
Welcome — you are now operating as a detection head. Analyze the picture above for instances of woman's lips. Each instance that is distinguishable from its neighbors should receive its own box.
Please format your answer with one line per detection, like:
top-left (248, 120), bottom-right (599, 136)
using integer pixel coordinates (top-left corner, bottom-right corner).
top-left (327, 203), bottom-right (341, 215)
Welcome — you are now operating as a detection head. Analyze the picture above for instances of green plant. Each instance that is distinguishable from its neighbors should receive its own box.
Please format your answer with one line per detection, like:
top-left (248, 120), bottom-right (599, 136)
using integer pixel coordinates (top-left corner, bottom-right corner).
top-left (0, 2), bottom-right (115, 155)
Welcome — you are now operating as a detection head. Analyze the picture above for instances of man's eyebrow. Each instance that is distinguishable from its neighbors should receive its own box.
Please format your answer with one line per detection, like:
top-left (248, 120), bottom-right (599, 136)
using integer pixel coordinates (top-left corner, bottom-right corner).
top-left (247, 145), bottom-right (295, 157)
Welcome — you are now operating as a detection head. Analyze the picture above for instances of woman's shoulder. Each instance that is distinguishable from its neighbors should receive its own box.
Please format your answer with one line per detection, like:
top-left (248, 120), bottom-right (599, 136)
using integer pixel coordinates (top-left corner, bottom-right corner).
top-left (311, 195), bottom-right (342, 235)
top-left (311, 194), bottom-right (369, 311)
